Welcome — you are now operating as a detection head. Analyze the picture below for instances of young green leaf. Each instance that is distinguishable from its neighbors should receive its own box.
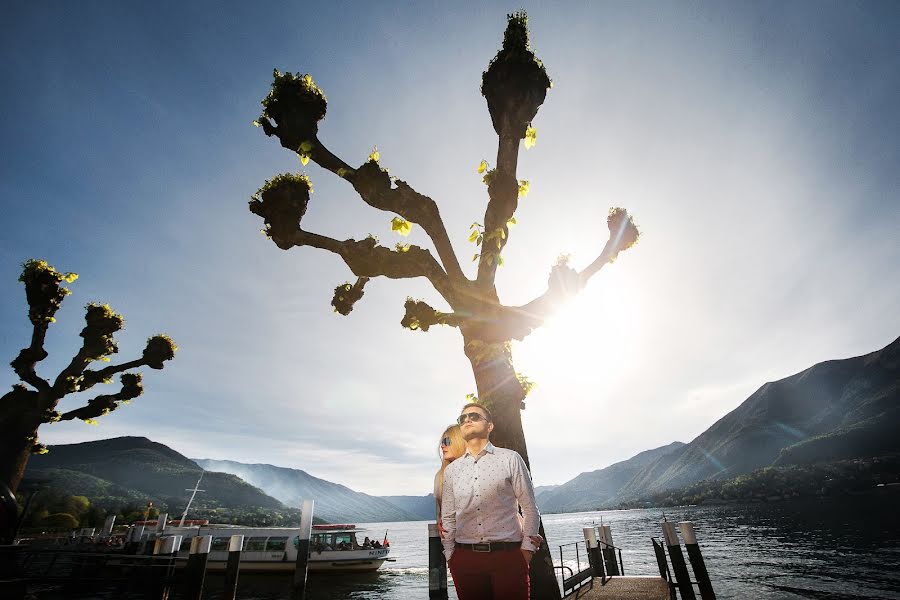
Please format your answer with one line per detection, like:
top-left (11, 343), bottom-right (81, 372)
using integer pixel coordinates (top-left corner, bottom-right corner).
top-left (518, 180), bottom-right (530, 198)
top-left (391, 216), bottom-right (412, 236)
top-left (524, 125), bottom-right (537, 149)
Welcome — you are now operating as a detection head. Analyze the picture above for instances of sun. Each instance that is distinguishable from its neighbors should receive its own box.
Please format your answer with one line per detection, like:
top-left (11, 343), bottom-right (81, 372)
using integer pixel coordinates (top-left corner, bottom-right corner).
top-left (514, 269), bottom-right (644, 391)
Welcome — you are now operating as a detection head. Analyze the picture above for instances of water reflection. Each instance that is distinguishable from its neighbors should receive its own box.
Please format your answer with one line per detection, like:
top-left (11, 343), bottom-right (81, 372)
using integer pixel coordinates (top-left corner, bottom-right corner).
top-left (203, 493), bottom-right (900, 599)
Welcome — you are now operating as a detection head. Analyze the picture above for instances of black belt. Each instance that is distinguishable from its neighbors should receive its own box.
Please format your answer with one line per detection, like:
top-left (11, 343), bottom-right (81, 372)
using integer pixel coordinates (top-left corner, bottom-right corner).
top-left (456, 542), bottom-right (522, 553)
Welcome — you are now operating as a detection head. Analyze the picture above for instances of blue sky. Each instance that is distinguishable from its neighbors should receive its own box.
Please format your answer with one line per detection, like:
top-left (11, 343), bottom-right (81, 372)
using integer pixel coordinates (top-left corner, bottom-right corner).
top-left (2, 1), bottom-right (898, 496)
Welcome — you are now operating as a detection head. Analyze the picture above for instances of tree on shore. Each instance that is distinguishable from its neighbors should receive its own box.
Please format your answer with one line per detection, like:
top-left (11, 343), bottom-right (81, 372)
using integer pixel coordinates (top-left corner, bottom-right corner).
top-left (0, 259), bottom-right (177, 494)
top-left (249, 13), bottom-right (639, 598)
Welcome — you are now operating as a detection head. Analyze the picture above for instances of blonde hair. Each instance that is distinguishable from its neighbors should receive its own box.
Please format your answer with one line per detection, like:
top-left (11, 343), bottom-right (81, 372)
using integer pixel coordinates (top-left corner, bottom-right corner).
top-left (435, 424), bottom-right (466, 499)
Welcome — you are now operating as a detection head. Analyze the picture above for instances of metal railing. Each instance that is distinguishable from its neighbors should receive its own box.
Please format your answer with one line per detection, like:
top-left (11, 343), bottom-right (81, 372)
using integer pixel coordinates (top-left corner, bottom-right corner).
top-left (1, 545), bottom-right (186, 599)
top-left (556, 540), bottom-right (594, 598)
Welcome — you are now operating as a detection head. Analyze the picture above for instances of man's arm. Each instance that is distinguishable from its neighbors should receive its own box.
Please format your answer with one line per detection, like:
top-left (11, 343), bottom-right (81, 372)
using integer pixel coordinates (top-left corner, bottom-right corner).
top-left (511, 452), bottom-right (540, 554)
top-left (440, 465), bottom-right (457, 560)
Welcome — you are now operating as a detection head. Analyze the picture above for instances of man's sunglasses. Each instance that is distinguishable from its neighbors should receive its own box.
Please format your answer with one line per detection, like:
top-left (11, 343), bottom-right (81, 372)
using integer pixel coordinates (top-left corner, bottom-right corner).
top-left (457, 412), bottom-right (489, 425)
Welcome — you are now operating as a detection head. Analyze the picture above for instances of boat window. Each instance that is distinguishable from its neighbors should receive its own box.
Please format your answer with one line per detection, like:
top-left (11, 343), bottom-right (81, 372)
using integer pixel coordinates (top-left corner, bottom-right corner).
top-left (211, 537), bottom-right (230, 552)
top-left (179, 538), bottom-right (193, 552)
top-left (266, 536), bottom-right (288, 552)
top-left (244, 537), bottom-right (267, 552)
top-left (292, 535), bottom-right (300, 549)
top-left (333, 534), bottom-right (353, 547)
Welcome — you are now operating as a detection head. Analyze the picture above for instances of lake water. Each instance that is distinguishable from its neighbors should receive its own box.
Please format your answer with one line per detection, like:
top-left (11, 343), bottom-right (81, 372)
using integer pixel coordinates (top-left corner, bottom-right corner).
top-left (203, 494), bottom-right (900, 599)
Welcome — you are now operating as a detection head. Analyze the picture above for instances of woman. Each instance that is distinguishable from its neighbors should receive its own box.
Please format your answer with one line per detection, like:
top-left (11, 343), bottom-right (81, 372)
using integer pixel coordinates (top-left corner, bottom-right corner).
top-left (434, 424), bottom-right (544, 548)
top-left (435, 424), bottom-right (466, 522)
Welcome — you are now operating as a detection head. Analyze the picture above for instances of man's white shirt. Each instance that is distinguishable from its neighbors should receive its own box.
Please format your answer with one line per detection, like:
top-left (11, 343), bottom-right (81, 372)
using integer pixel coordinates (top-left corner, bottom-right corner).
top-left (440, 442), bottom-right (540, 560)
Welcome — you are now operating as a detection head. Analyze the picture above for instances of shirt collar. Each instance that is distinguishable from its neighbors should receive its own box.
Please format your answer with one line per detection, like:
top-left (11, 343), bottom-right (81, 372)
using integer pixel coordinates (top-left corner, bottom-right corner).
top-left (465, 441), bottom-right (496, 458)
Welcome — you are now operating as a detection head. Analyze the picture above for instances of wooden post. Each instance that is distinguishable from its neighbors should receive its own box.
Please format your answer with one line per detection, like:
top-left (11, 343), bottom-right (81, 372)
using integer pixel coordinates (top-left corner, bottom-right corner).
top-left (155, 513), bottom-right (168, 535)
top-left (101, 515), bottom-right (116, 537)
top-left (680, 522), bottom-right (715, 600)
top-left (150, 535), bottom-right (180, 600)
top-left (598, 524), bottom-right (620, 576)
top-left (582, 527), bottom-right (605, 580)
top-left (127, 525), bottom-right (145, 553)
top-left (661, 521), bottom-right (695, 600)
top-left (185, 535), bottom-right (211, 600)
top-left (223, 534), bottom-right (244, 600)
top-left (292, 499), bottom-right (315, 598)
top-left (428, 523), bottom-right (449, 598)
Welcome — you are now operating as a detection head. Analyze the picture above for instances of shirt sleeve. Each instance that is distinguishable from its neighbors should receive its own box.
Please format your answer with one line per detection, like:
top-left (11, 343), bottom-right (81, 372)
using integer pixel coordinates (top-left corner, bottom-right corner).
top-left (511, 452), bottom-right (540, 552)
top-left (440, 466), bottom-right (457, 560)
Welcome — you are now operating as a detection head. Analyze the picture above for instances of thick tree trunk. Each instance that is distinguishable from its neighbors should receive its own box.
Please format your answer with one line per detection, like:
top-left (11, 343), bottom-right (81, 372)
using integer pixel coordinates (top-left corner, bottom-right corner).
top-left (0, 418), bottom-right (37, 495)
top-left (464, 333), bottom-right (561, 600)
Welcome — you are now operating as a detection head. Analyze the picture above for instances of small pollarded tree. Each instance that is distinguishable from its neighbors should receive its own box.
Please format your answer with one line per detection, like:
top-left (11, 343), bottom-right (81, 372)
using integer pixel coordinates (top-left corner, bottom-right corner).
top-left (249, 13), bottom-right (639, 599)
top-left (0, 260), bottom-right (177, 494)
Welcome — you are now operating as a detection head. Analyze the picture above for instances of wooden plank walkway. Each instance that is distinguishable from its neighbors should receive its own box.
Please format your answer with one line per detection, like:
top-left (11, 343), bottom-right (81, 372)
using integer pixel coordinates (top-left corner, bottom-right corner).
top-left (566, 576), bottom-right (670, 600)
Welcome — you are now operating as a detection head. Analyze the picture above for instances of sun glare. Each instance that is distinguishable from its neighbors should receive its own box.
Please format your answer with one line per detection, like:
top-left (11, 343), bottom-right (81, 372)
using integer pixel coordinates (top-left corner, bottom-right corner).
top-left (515, 271), bottom-right (644, 393)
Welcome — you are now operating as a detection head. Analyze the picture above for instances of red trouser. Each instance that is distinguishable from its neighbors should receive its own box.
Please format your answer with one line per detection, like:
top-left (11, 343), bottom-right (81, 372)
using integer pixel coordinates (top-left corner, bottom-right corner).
top-left (448, 546), bottom-right (530, 600)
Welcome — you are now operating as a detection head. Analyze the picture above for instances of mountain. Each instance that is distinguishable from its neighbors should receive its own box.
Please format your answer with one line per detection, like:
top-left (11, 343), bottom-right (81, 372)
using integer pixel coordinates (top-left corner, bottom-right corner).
top-left (538, 336), bottom-right (900, 509)
top-left (193, 458), bottom-right (423, 523)
top-left (616, 335), bottom-right (900, 500)
top-left (378, 494), bottom-right (435, 521)
top-left (25, 437), bottom-right (284, 513)
top-left (536, 442), bottom-right (685, 513)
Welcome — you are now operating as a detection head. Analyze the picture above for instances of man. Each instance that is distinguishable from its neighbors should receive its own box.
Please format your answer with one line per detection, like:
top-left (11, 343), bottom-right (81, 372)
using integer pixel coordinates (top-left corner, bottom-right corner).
top-left (441, 403), bottom-right (540, 600)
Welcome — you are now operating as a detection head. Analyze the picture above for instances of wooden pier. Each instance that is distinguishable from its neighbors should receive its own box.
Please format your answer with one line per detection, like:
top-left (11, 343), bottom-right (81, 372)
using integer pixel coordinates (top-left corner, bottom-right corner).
top-left (567, 576), bottom-right (670, 599)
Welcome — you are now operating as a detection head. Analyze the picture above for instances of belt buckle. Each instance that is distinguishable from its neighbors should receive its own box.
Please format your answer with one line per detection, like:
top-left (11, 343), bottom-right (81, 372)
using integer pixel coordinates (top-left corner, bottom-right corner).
top-left (472, 543), bottom-right (491, 553)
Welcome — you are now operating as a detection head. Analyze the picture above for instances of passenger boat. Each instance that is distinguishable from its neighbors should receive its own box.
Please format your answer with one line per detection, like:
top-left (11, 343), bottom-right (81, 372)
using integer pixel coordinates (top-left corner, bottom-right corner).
top-left (158, 523), bottom-right (391, 573)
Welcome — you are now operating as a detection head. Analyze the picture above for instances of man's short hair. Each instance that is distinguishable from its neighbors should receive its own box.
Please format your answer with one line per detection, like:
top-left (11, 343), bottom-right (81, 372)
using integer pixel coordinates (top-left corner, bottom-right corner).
top-left (461, 402), bottom-right (493, 422)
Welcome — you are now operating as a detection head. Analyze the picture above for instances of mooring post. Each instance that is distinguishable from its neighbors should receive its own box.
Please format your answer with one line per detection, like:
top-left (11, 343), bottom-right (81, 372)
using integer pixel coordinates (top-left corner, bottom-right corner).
top-left (127, 525), bottom-right (145, 553)
top-left (223, 534), bottom-right (244, 600)
top-left (185, 535), bottom-right (212, 600)
top-left (582, 526), bottom-right (605, 580)
top-left (661, 521), bottom-right (696, 600)
top-left (156, 513), bottom-right (168, 535)
top-left (598, 524), bottom-right (620, 576)
top-left (292, 499), bottom-right (315, 599)
top-left (680, 521), bottom-right (715, 600)
top-left (428, 523), bottom-right (449, 598)
top-left (101, 515), bottom-right (116, 537)
top-left (150, 535), bottom-right (180, 600)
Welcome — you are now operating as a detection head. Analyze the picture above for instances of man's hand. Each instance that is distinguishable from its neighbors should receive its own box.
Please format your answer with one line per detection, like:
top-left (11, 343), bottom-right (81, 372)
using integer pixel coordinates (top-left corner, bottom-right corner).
top-left (521, 549), bottom-right (534, 564)
top-left (437, 520), bottom-right (446, 538)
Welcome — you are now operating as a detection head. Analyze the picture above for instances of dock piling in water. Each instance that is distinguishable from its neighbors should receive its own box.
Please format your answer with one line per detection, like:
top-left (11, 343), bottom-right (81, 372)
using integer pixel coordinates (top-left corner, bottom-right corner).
top-left (598, 524), bottom-right (620, 576)
top-left (679, 521), bottom-right (715, 600)
top-left (185, 535), bottom-right (211, 600)
top-left (428, 523), bottom-right (449, 598)
top-left (223, 534), bottom-right (244, 600)
top-left (661, 521), bottom-right (695, 600)
top-left (150, 535), bottom-right (180, 600)
top-left (583, 526), bottom-right (605, 579)
top-left (292, 498), bottom-right (315, 599)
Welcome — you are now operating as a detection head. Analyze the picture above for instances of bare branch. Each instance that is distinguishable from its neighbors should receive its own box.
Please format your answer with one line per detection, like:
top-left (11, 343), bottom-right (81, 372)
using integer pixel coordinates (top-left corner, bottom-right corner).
top-left (79, 358), bottom-right (144, 392)
top-left (491, 209), bottom-right (641, 341)
top-left (51, 303), bottom-right (124, 395)
top-left (11, 343), bottom-right (50, 393)
top-left (327, 149), bottom-right (466, 286)
top-left (279, 227), bottom-right (455, 301)
top-left (401, 298), bottom-right (466, 332)
top-left (259, 121), bottom-right (466, 286)
top-left (57, 373), bottom-right (143, 423)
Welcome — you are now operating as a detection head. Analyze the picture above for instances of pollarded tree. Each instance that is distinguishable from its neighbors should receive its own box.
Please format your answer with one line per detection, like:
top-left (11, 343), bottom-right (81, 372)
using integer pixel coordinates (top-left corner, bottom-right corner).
top-left (0, 259), bottom-right (177, 494)
top-left (249, 13), bottom-right (639, 599)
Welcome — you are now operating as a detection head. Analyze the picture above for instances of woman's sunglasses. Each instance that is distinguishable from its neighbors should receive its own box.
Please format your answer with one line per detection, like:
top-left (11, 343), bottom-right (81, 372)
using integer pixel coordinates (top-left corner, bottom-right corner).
top-left (457, 412), bottom-right (488, 425)
top-left (440, 437), bottom-right (452, 447)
